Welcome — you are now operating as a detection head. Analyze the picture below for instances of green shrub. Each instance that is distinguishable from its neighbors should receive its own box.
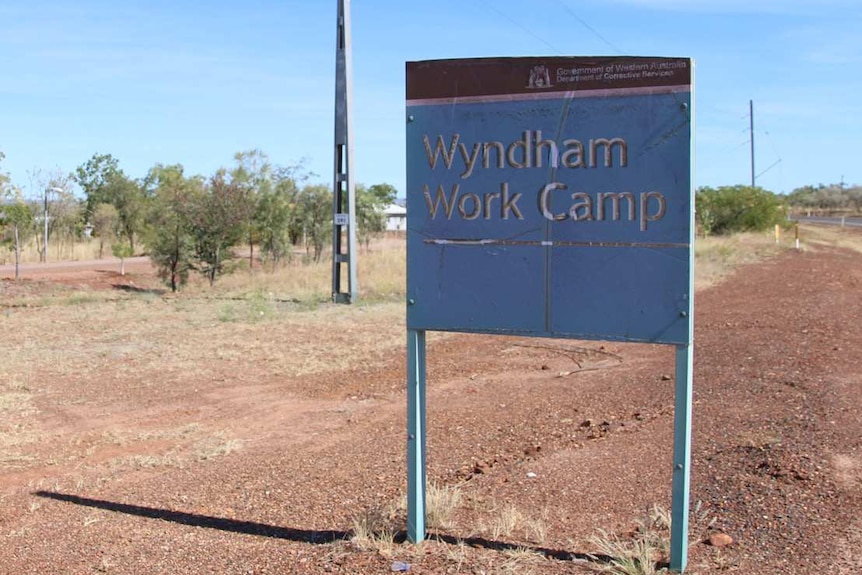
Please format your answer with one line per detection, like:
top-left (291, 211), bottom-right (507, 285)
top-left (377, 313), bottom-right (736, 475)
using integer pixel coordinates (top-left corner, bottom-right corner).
top-left (696, 185), bottom-right (787, 236)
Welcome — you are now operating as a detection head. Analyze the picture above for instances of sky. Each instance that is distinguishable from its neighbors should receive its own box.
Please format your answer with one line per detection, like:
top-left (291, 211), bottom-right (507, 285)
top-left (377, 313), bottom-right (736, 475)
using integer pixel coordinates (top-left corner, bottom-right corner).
top-left (1, 0), bottom-right (860, 198)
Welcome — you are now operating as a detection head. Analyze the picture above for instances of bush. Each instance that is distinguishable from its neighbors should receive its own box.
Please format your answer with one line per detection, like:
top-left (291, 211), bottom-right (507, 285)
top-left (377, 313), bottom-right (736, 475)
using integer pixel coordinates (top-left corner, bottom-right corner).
top-left (695, 185), bottom-right (786, 236)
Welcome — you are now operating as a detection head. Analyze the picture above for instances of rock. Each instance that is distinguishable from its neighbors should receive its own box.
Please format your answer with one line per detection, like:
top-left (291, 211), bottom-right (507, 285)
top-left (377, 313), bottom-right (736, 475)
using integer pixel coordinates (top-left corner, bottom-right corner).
top-left (523, 445), bottom-right (541, 457)
top-left (526, 472), bottom-right (537, 478)
top-left (707, 532), bottom-right (734, 547)
top-left (661, 374), bottom-right (672, 381)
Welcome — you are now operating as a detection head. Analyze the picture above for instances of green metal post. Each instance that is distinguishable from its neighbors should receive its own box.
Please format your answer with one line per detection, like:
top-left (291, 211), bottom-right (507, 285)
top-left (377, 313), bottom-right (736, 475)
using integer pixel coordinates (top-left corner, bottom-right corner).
top-left (406, 329), bottom-right (427, 542)
top-left (670, 343), bottom-right (693, 572)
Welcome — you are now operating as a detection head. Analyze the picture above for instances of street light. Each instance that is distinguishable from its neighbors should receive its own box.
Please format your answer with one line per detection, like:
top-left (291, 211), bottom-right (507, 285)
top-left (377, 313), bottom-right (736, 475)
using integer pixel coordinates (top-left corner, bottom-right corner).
top-left (43, 186), bottom-right (63, 263)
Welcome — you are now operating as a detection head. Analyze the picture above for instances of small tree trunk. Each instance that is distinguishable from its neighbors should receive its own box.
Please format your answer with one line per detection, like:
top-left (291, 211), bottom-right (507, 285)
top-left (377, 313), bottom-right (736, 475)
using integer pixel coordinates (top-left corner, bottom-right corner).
top-left (170, 257), bottom-right (178, 293)
top-left (13, 226), bottom-right (21, 281)
top-left (249, 232), bottom-right (254, 272)
top-left (210, 247), bottom-right (219, 286)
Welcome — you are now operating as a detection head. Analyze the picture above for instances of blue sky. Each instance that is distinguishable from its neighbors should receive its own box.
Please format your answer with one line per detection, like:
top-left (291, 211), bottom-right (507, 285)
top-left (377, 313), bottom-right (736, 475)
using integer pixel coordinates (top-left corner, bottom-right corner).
top-left (1, 0), bottom-right (859, 197)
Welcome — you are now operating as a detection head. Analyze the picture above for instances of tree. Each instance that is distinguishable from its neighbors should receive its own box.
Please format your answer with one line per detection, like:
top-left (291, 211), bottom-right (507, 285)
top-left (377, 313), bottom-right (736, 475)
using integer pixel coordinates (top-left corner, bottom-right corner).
top-left (847, 186), bottom-right (862, 213)
top-left (356, 182), bottom-right (397, 251)
top-left (785, 182), bottom-right (862, 214)
top-left (0, 151), bottom-right (8, 195)
top-left (0, 155), bottom-right (34, 279)
top-left (1, 190), bottom-right (35, 280)
top-left (230, 150), bottom-right (271, 270)
top-left (256, 168), bottom-right (299, 269)
top-left (75, 154), bottom-right (120, 211)
top-left (111, 242), bottom-right (134, 275)
top-left (144, 164), bottom-right (199, 292)
top-left (185, 173), bottom-right (248, 285)
top-left (91, 203), bottom-right (119, 259)
top-left (27, 169), bottom-right (80, 262)
top-left (696, 185), bottom-right (786, 236)
top-left (109, 172), bottom-right (146, 252)
top-left (297, 184), bottom-right (332, 262)
top-left (74, 154), bottom-right (146, 251)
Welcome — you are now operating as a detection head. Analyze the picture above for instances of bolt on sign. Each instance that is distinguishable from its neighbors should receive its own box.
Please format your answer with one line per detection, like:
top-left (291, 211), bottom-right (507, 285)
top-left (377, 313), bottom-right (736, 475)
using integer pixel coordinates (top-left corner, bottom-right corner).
top-left (405, 56), bottom-right (695, 572)
top-left (407, 56), bottom-right (693, 344)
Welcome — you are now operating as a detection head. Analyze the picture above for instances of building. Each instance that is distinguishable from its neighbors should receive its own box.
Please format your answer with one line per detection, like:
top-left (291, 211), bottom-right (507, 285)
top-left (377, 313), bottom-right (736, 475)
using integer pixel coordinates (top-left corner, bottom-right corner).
top-left (383, 203), bottom-right (407, 232)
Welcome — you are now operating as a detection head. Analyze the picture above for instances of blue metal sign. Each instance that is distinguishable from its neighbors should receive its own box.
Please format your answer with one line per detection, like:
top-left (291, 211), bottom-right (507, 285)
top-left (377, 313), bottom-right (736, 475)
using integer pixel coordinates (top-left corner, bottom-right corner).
top-left (405, 57), bottom-right (696, 573)
top-left (407, 57), bottom-right (693, 345)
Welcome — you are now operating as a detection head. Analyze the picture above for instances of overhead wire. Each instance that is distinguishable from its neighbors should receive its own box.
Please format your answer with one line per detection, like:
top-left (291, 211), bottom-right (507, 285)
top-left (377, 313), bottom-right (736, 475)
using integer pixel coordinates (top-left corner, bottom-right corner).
top-left (552, 0), bottom-right (624, 54)
top-left (477, 0), bottom-right (564, 55)
top-left (477, 0), bottom-right (624, 57)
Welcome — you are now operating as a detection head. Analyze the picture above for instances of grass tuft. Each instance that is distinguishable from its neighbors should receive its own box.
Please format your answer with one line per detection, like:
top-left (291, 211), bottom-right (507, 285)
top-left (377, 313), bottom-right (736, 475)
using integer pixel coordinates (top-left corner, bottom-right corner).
top-left (588, 505), bottom-right (672, 575)
top-left (426, 481), bottom-right (463, 530)
top-left (349, 505), bottom-right (400, 553)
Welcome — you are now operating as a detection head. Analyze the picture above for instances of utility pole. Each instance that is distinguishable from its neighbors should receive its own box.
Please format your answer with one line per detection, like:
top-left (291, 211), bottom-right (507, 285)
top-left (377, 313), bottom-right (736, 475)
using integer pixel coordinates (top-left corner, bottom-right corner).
top-left (749, 99), bottom-right (755, 188)
top-left (331, 0), bottom-right (358, 303)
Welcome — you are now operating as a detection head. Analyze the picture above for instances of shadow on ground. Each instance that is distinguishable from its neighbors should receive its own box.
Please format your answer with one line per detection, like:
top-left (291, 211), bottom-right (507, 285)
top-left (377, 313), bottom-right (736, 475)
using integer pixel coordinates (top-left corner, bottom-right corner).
top-left (110, 283), bottom-right (167, 295)
top-left (33, 490), bottom-right (614, 566)
top-left (33, 491), bottom-right (346, 544)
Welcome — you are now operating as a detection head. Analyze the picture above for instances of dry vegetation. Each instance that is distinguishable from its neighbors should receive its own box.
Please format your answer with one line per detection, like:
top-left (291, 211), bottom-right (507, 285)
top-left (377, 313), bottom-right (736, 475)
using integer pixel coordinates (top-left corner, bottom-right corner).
top-left (797, 222), bottom-right (862, 254)
top-left (0, 232), bottom-right (792, 488)
top-left (2, 228), bottom-right (852, 574)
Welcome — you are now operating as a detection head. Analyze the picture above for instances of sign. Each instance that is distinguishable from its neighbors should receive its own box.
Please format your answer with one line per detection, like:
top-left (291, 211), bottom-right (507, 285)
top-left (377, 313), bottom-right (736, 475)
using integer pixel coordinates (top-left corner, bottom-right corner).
top-left (406, 57), bottom-right (693, 345)
top-left (405, 56), bottom-right (695, 571)
top-left (334, 213), bottom-right (349, 226)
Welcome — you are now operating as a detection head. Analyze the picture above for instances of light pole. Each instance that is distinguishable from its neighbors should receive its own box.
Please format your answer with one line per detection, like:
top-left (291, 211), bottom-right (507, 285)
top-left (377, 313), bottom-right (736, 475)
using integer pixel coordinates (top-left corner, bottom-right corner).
top-left (43, 186), bottom-right (63, 263)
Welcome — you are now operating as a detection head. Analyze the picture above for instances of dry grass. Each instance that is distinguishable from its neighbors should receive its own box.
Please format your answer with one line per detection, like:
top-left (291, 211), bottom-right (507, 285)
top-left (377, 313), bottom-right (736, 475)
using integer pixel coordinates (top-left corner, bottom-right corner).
top-left (193, 434), bottom-right (243, 461)
top-left (694, 231), bottom-right (787, 291)
top-left (0, 391), bottom-right (33, 415)
top-left (425, 482), bottom-right (463, 530)
top-left (587, 503), bottom-right (715, 575)
top-left (203, 237), bottom-right (405, 305)
top-left (589, 527), bottom-right (664, 575)
top-left (349, 505), bottom-right (400, 554)
top-left (350, 481), bottom-right (464, 554)
top-left (475, 502), bottom-right (548, 545)
top-left (501, 546), bottom-right (546, 574)
top-left (798, 223), bottom-right (862, 254)
top-left (488, 504), bottom-right (526, 540)
top-left (588, 505), bottom-right (671, 575)
top-left (0, 237), bottom-right (103, 265)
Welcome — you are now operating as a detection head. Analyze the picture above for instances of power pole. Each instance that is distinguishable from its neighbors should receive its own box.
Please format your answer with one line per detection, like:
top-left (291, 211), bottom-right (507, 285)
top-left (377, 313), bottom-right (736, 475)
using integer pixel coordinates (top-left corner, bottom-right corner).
top-left (749, 99), bottom-right (755, 188)
top-left (332, 0), bottom-right (358, 303)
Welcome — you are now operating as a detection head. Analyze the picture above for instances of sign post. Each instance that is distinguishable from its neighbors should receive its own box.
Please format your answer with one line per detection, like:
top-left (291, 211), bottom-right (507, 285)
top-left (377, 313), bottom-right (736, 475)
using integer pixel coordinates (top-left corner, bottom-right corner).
top-left (406, 56), bottom-right (694, 571)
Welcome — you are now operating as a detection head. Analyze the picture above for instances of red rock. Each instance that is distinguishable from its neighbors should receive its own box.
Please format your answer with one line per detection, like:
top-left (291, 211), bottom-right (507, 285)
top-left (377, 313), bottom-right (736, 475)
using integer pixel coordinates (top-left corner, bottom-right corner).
top-left (708, 532), bottom-right (734, 547)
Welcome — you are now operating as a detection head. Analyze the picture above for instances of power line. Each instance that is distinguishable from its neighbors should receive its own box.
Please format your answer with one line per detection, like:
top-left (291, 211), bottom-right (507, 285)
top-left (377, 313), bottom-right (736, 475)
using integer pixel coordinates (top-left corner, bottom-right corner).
top-left (756, 158), bottom-right (782, 180)
top-left (478, 0), bottom-right (564, 55)
top-left (553, 0), bottom-right (624, 54)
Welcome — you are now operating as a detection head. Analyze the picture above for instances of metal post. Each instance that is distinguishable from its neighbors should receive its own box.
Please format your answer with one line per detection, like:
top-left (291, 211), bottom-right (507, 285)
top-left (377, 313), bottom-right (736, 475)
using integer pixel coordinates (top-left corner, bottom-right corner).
top-left (332, 0), bottom-right (358, 303)
top-left (670, 343), bottom-right (693, 572)
top-left (406, 329), bottom-right (427, 542)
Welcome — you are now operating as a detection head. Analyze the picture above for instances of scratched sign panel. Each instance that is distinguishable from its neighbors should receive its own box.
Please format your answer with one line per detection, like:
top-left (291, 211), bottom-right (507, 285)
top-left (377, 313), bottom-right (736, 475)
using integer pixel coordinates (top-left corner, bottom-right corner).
top-left (406, 57), bottom-right (693, 344)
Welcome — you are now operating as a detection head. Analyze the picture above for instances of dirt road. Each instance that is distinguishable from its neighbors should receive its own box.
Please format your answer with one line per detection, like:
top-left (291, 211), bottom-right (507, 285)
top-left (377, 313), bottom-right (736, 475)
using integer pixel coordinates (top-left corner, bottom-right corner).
top-left (0, 256), bottom-right (153, 281)
top-left (0, 239), bottom-right (860, 574)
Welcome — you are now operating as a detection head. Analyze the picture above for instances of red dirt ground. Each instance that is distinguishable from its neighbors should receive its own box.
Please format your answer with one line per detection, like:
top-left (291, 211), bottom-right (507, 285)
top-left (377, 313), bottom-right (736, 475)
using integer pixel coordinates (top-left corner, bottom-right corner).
top-left (0, 239), bottom-right (860, 574)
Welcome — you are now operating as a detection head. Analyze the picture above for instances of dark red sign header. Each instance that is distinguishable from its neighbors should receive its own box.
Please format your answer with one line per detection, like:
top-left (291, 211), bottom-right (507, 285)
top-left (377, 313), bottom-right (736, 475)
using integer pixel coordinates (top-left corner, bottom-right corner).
top-left (407, 56), bottom-right (691, 102)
